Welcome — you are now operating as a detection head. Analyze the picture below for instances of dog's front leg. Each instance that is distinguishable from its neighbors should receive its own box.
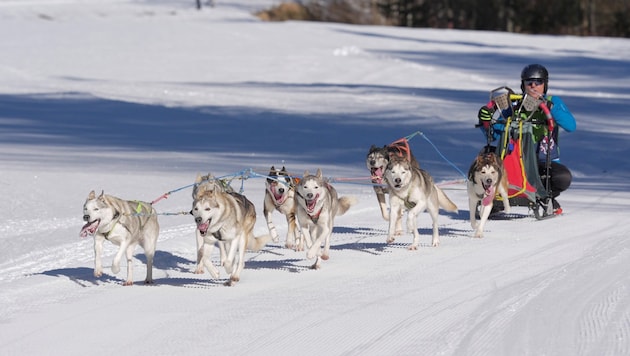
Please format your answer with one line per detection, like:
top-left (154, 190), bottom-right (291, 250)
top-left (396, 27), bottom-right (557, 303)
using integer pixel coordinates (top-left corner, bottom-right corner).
top-left (306, 225), bottom-right (323, 261)
top-left (226, 235), bottom-right (247, 286)
top-left (263, 204), bottom-right (280, 243)
top-left (468, 195), bottom-right (479, 230)
top-left (300, 224), bottom-right (313, 250)
top-left (201, 239), bottom-right (220, 279)
top-left (387, 197), bottom-right (404, 244)
top-left (111, 239), bottom-right (129, 276)
top-left (223, 239), bottom-right (239, 275)
top-left (93, 236), bottom-right (105, 278)
top-left (194, 230), bottom-right (205, 274)
top-left (406, 207), bottom-right (421, 250)
top-left (475, 202), bottom-right (493, 238)
top-left (374, 186), bottom-right (390, 221)
top-left (285, 213), bottom-right (300, 250)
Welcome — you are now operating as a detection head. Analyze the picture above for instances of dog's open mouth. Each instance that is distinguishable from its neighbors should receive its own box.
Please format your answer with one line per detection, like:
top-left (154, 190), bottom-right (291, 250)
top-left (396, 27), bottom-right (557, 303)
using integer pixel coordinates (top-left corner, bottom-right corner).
top-left (271, 186), bottom-right (287, 204)
top-left (80, 219), bottom-right (100, 237)
top-left (370, 167), bottom-right (384, 184)
top-left (197, 221), bottom-right (210, 236)
top-left (305, 194), bottom-right (319, 213)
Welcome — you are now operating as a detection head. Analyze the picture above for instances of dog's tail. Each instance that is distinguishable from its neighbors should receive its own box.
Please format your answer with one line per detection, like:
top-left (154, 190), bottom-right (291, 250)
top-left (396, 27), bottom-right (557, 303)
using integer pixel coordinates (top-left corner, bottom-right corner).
top-left (436, 186), bottom-right (458, 213)
top-left (336, 196), bottom-right (358, 216)
top-left (247, 233), bottom-right (272, 252)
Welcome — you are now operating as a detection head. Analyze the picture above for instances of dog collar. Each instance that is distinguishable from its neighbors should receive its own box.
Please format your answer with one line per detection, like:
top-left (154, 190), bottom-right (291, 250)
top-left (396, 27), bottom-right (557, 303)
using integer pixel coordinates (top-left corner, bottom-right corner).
top-left (102, 212), bottom-right (120, 239)
top-left (308, 207), bottom-right (323, 223)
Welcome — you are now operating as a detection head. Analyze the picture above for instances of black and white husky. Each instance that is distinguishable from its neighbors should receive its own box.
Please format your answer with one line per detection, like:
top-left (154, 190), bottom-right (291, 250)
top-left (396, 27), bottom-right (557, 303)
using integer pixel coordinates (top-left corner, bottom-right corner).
top-left (467, 152), bottom-right (511, 238)
top-left (263, 166), bottom-right (303, 250)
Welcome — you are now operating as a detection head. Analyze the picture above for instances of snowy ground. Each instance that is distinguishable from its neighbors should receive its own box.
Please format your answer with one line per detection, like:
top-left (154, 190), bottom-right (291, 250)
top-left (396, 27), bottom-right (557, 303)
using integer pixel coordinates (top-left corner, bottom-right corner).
top-left (1, 0), bottom-right (630, 355)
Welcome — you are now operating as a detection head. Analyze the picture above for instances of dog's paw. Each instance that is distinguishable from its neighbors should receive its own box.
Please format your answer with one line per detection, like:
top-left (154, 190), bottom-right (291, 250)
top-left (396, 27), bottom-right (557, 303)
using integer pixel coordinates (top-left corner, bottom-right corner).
top-left (111, 264), bottom-right (120, 274)
top-left (407, 245), bottom-right (418, 250)
top-left (123, 280), bottom-right (133, 286)
top-left (386, 236), bottom-right (396, 244)
top-left (473, 230), bottom-right (484, 238)
top-left (321, 254), bottom-right (329, 261)
top-left (94, 269), bottom-right (103, 278)
top-left (194, 267), bottom-right (204, 274)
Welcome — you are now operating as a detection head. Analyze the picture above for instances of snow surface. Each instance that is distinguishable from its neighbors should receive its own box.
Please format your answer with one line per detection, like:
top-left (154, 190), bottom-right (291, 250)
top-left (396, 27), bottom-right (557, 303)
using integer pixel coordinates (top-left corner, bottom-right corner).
top-left (1, 0), bottom-right (630, 355)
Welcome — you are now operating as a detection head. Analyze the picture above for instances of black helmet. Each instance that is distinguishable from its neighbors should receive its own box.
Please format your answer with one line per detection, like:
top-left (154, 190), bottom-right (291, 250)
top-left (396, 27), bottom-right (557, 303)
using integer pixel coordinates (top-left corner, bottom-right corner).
top-left (520, 64), bottom-right (549, 93)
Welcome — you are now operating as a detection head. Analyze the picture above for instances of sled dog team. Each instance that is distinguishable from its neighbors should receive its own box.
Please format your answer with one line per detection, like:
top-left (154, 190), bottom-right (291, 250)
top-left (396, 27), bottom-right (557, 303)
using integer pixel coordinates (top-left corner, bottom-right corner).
top-left (80, 143), bottom-right (507, 286)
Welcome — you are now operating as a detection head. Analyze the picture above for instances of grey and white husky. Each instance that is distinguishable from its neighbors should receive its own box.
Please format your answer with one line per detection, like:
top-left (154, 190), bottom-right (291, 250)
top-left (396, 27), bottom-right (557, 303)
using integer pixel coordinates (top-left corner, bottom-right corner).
top-left (383, 156), bottom-right (458, 250)
top-left (80, 190), bottom-right (159, 286)
top-left (294, 169), bottom-right (356, 269)
top-left (191, 174), bottom-right (271, 286)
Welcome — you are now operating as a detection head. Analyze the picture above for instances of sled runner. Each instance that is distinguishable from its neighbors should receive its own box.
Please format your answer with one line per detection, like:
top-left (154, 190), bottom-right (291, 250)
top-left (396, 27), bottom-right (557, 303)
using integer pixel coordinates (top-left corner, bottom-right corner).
top-left (478, 86), bottom-right (558, 220)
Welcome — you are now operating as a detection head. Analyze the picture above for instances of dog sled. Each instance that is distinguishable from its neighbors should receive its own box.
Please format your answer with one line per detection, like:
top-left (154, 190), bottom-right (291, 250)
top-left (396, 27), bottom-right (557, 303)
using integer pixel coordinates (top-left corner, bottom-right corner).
top-left (478, 86), bottom-right (558, 220)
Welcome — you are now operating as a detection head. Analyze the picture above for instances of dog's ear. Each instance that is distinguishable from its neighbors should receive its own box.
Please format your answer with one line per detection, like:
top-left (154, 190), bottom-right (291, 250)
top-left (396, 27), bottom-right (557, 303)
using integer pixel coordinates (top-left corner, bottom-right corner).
top-left (88, 190), bottom-right (96, 200)
top-left (195, 173), bottom-right (203, 183)
top-left (98, 190), bottom-right (105, 201)
top-left (316, 168), bottom-right (322, 178)
top-left (303, 170), bottom-right (309, 177)
top-left (270, 165), bottom-right (275, 172)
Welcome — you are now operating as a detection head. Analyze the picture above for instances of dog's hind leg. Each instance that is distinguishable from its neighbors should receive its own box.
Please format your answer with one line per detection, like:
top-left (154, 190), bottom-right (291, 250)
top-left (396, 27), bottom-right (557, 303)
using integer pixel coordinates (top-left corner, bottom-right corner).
top-left (144, 250), bottom-right (155, 284)
top-left (122, 243), bottom-right (136, 286)
top-left (427, 201), bottom-right (441, 248)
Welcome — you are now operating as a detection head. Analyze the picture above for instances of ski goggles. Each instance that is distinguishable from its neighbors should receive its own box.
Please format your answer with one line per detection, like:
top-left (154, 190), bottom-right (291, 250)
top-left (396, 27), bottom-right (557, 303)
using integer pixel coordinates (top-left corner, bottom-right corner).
top-left (524, 78), bottom-right (545, 86)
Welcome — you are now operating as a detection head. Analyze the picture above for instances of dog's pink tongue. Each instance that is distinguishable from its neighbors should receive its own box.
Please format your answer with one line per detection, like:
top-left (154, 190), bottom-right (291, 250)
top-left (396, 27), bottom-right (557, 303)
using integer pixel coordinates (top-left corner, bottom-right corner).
top-left (198, 221), bottom-right (209, 234)
top-left (371, 168), bottom-right (383, 184)
top-left (482, 186), bottom-right (495, 206)
top-left (79, 220), bottom-right (99, 238)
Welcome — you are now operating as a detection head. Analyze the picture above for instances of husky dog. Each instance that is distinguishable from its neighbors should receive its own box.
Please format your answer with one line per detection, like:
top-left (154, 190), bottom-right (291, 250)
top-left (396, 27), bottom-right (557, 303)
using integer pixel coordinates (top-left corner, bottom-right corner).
top-left (191, 175), bottom-right (271, 286)
top-left (191, 173), bottom-right (231, 275)
top-left (383, 156), bottom-right (458, 250)
top-left (467, 152), bottom-right (511, 238)
top-left (366, 145), bottom-right (393, 221)
top-left (263, 166), bottom-right (303, 250)
top-left (366, 143), bottom-right (421, 233)
top-left (294, 169), bottom-right (356, 269)
top-left (80, 190), bottom-right (159, 286)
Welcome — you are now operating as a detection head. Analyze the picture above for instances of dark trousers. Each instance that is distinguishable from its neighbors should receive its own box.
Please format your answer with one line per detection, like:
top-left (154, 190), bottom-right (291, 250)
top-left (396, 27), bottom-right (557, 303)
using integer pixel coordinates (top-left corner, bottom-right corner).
top-left (539, 161), bottom-right (572, 198)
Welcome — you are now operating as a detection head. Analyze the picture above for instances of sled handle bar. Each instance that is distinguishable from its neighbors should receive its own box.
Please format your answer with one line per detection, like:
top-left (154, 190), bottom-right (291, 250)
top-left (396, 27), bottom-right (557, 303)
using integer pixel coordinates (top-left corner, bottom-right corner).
top-left (486, 94), bottom-right (554, 132)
